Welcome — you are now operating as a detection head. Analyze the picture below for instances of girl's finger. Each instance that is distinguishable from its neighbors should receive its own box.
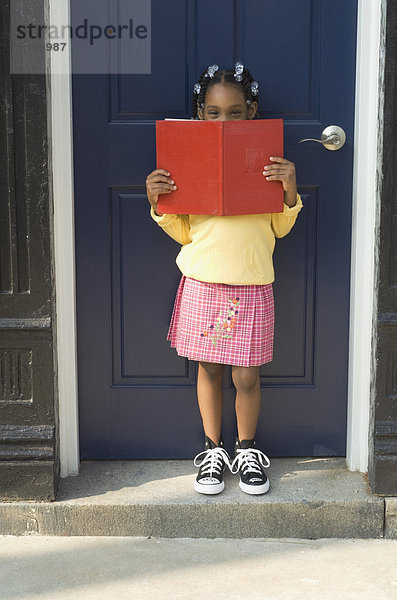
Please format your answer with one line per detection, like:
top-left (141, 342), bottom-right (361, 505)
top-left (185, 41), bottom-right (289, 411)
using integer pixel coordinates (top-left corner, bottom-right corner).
top-left (150, 184), bottom-right (171, 191)
top-left (264, 162), bottom-right (292, 169)
top-left (268, 156), bottom-right (290, 164)
top-left (148, 174), bottom-right (174, 183)
top-left (147, 171), bottom-right (173, 182)
top-left (151, 183), bottom-right (177, 192)
top-left (263, 167), bottom-right (289, 173)
top-left (263, 170), bottom-right (290, 177)
top-left (269, 156), bottom-right (294, 165)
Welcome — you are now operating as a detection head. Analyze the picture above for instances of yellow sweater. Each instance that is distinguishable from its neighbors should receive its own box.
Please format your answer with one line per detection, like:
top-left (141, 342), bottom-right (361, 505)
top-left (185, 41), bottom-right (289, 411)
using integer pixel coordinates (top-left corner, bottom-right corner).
top-left (150, 193), bottom-right (303, 284)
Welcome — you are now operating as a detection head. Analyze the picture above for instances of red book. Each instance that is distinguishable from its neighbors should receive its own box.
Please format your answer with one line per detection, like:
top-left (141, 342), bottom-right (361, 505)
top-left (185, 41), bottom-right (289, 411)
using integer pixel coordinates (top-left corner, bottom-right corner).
top-left (155, 118), bottom-right (284, 215)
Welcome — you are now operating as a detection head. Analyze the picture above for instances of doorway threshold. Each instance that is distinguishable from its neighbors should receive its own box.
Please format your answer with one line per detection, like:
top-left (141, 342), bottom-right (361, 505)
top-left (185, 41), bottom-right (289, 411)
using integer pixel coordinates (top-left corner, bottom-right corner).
top-left (0, 458), bottom-right (390, 538)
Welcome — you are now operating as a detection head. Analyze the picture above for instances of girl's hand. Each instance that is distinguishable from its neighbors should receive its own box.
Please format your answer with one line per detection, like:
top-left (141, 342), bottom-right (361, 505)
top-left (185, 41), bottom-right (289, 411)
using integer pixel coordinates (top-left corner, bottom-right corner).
top-left (262, 157), bottom-right (297, 194)
top-left (145, 168), bottom-right (177, 215)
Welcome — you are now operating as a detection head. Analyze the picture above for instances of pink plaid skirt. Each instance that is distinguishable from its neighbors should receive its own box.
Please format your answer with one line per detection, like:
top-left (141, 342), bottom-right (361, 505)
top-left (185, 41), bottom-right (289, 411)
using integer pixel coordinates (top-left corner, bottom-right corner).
top-left (166, 275), bottom-right (274, 367)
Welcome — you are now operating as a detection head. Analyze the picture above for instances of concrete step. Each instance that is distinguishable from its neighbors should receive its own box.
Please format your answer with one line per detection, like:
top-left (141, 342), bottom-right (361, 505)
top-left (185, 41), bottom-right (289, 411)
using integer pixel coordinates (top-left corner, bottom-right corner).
top-left (0, 458), bottom-right (386, 538)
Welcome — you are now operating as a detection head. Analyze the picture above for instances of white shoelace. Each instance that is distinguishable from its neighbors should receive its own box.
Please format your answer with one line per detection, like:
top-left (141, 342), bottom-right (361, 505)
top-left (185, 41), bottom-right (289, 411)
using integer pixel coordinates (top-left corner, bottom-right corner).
top-left (230, 448), bottom-right (271, 476)
top-left (193, 447), bottom-right (231, 477)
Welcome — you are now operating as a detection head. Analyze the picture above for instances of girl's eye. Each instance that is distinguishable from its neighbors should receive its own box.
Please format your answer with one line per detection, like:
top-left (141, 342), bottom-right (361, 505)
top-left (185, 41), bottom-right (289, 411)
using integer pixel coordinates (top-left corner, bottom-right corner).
top-left (208, 111), bottom-right (241, 116)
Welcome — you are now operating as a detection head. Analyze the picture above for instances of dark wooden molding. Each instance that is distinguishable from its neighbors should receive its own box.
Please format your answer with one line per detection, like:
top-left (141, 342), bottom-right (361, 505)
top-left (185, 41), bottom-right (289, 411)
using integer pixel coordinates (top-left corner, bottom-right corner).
top-left (369, 0), bottom-right (397, 495)
top-left (0, 0), bottom-right (59, 501)
top-left (0, 424), bottom-right (55, 460)
top-left (0, 318), bottom-right (51, 328)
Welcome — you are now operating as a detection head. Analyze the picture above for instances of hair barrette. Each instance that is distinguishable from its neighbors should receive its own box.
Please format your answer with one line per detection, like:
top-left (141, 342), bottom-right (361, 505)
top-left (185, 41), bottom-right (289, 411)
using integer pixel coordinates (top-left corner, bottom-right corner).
top-left (205, 64), bottom-right (219, 79)
top-left (234, 61), bottom-right (244, 82)
top-left (193, 82), bottom-right (201, 95)
top-left (251, 81), bottom-right (259, 96)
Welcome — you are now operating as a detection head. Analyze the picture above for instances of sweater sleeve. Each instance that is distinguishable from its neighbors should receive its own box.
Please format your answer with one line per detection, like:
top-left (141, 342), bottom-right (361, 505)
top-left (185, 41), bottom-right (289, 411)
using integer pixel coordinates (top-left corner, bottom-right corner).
top-left (270, 193), bottom-right (303, 238)
top-left (150, 206), bottom-right (192, 245)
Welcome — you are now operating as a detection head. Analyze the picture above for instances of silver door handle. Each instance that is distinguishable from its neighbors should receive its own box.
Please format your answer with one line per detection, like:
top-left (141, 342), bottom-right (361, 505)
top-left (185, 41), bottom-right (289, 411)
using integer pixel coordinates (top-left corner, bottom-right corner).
top-left (298, 125), bottom-right (346, 151)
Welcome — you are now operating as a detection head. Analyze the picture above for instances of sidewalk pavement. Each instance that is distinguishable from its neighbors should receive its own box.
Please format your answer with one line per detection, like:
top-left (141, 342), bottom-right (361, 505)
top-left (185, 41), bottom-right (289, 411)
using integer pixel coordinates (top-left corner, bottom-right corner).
top-left (1, 536), bottom-right (396, 600)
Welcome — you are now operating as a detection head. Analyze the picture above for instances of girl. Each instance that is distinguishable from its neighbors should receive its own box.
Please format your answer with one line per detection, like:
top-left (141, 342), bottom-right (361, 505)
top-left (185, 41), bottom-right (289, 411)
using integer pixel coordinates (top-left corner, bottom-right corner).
top-left (145, 62), bottom-right (303, 496)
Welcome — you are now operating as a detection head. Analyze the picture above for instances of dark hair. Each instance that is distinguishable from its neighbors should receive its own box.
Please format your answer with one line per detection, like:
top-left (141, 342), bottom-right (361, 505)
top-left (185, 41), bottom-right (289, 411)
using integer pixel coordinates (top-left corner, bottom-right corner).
top-left (191, 64), bottom-right (260, 119)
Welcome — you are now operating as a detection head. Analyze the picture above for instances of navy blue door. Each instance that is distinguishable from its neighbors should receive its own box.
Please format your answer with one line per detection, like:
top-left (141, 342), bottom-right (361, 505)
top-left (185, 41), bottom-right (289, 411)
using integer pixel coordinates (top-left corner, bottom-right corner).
top-left (73, 0), bottom-right (358, 458)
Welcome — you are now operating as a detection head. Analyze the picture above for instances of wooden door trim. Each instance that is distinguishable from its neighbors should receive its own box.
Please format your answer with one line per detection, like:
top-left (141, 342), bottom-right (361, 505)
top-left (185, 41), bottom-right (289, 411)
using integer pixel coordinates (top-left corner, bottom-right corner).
top-left (347, 0), bottom-right (386, 472)
top-left (49, 0), bottom-right (80, 477)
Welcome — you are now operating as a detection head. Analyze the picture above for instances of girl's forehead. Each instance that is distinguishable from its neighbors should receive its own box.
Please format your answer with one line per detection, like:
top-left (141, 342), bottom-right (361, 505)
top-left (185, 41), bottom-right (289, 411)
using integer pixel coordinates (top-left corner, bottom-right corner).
top-left (204, 83), bottom-right (245, 105)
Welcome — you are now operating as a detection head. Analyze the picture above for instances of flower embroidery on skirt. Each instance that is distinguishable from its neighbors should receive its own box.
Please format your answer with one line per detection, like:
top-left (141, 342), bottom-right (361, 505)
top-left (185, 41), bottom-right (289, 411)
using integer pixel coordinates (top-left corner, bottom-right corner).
top-left (201, 297), bottom-right (240, 347)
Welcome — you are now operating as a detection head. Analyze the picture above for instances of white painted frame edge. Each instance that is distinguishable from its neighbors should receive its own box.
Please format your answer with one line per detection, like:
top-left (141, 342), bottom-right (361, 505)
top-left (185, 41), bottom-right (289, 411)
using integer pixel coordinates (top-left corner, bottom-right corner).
top-left (49, 0), bottom-right (80, 476)
top-left (50, 0), bottom-right (384, 476)
top-left (346, 0), bottom-right (385, 472)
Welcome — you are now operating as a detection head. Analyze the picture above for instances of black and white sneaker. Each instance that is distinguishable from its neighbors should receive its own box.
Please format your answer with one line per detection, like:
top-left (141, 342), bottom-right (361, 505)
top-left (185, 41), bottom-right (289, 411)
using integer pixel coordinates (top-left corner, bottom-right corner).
top-left (230, 438), bottom-right (270, 495)
top-left (193, 436), bottom-right (231, 495)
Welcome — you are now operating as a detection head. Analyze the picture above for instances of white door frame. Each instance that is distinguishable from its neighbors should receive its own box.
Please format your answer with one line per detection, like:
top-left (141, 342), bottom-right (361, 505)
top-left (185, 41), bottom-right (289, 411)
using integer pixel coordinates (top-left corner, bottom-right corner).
top-left (49, 0), bottom-right (385, 477)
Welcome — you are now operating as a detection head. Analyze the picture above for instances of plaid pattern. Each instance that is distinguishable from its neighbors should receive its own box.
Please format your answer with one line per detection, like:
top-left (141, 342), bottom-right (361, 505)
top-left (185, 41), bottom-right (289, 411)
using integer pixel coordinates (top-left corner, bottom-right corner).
top-left (167, 276), bottom-right (274, 367)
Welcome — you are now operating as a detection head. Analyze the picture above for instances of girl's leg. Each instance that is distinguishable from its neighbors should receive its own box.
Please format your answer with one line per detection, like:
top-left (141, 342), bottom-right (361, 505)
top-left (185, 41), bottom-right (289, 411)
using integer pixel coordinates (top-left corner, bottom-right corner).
top-left (197, 361), bottom-right (225, 444)
top-left (230, 365), bottom-right (270, 496)
top-left (231, 366), bottom-right (261, 440)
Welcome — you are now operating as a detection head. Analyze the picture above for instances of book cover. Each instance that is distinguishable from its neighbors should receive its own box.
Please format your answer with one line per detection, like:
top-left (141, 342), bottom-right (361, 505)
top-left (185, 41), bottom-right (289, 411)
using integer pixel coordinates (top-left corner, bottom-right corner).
top-left (155, 118), bottom-right (284, 215)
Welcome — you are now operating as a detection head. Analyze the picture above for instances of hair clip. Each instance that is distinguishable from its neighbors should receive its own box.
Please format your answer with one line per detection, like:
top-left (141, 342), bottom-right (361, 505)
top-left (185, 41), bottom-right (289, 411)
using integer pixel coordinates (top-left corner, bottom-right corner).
top-left (193, 82), bottom-right (201, 95)
top-left (205, 64), bottom-right (219, 79)
top-left (251, 81), bottom-right (259, 96)
top-left (234, 61), bottom-right (244, 82)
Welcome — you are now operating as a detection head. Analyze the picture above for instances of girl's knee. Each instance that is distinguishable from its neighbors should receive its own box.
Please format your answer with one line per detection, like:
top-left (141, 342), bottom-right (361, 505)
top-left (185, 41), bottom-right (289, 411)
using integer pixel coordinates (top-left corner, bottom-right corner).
top-left (232, 366), bottom-right (260, 393)
top-left (199, 361), bottom-right (225, 381)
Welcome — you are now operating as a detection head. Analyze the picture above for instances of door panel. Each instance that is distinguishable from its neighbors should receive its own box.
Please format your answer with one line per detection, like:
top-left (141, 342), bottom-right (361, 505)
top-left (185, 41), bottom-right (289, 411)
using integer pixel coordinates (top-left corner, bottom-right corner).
top-left (72, 0), bottom-right (357, 458)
